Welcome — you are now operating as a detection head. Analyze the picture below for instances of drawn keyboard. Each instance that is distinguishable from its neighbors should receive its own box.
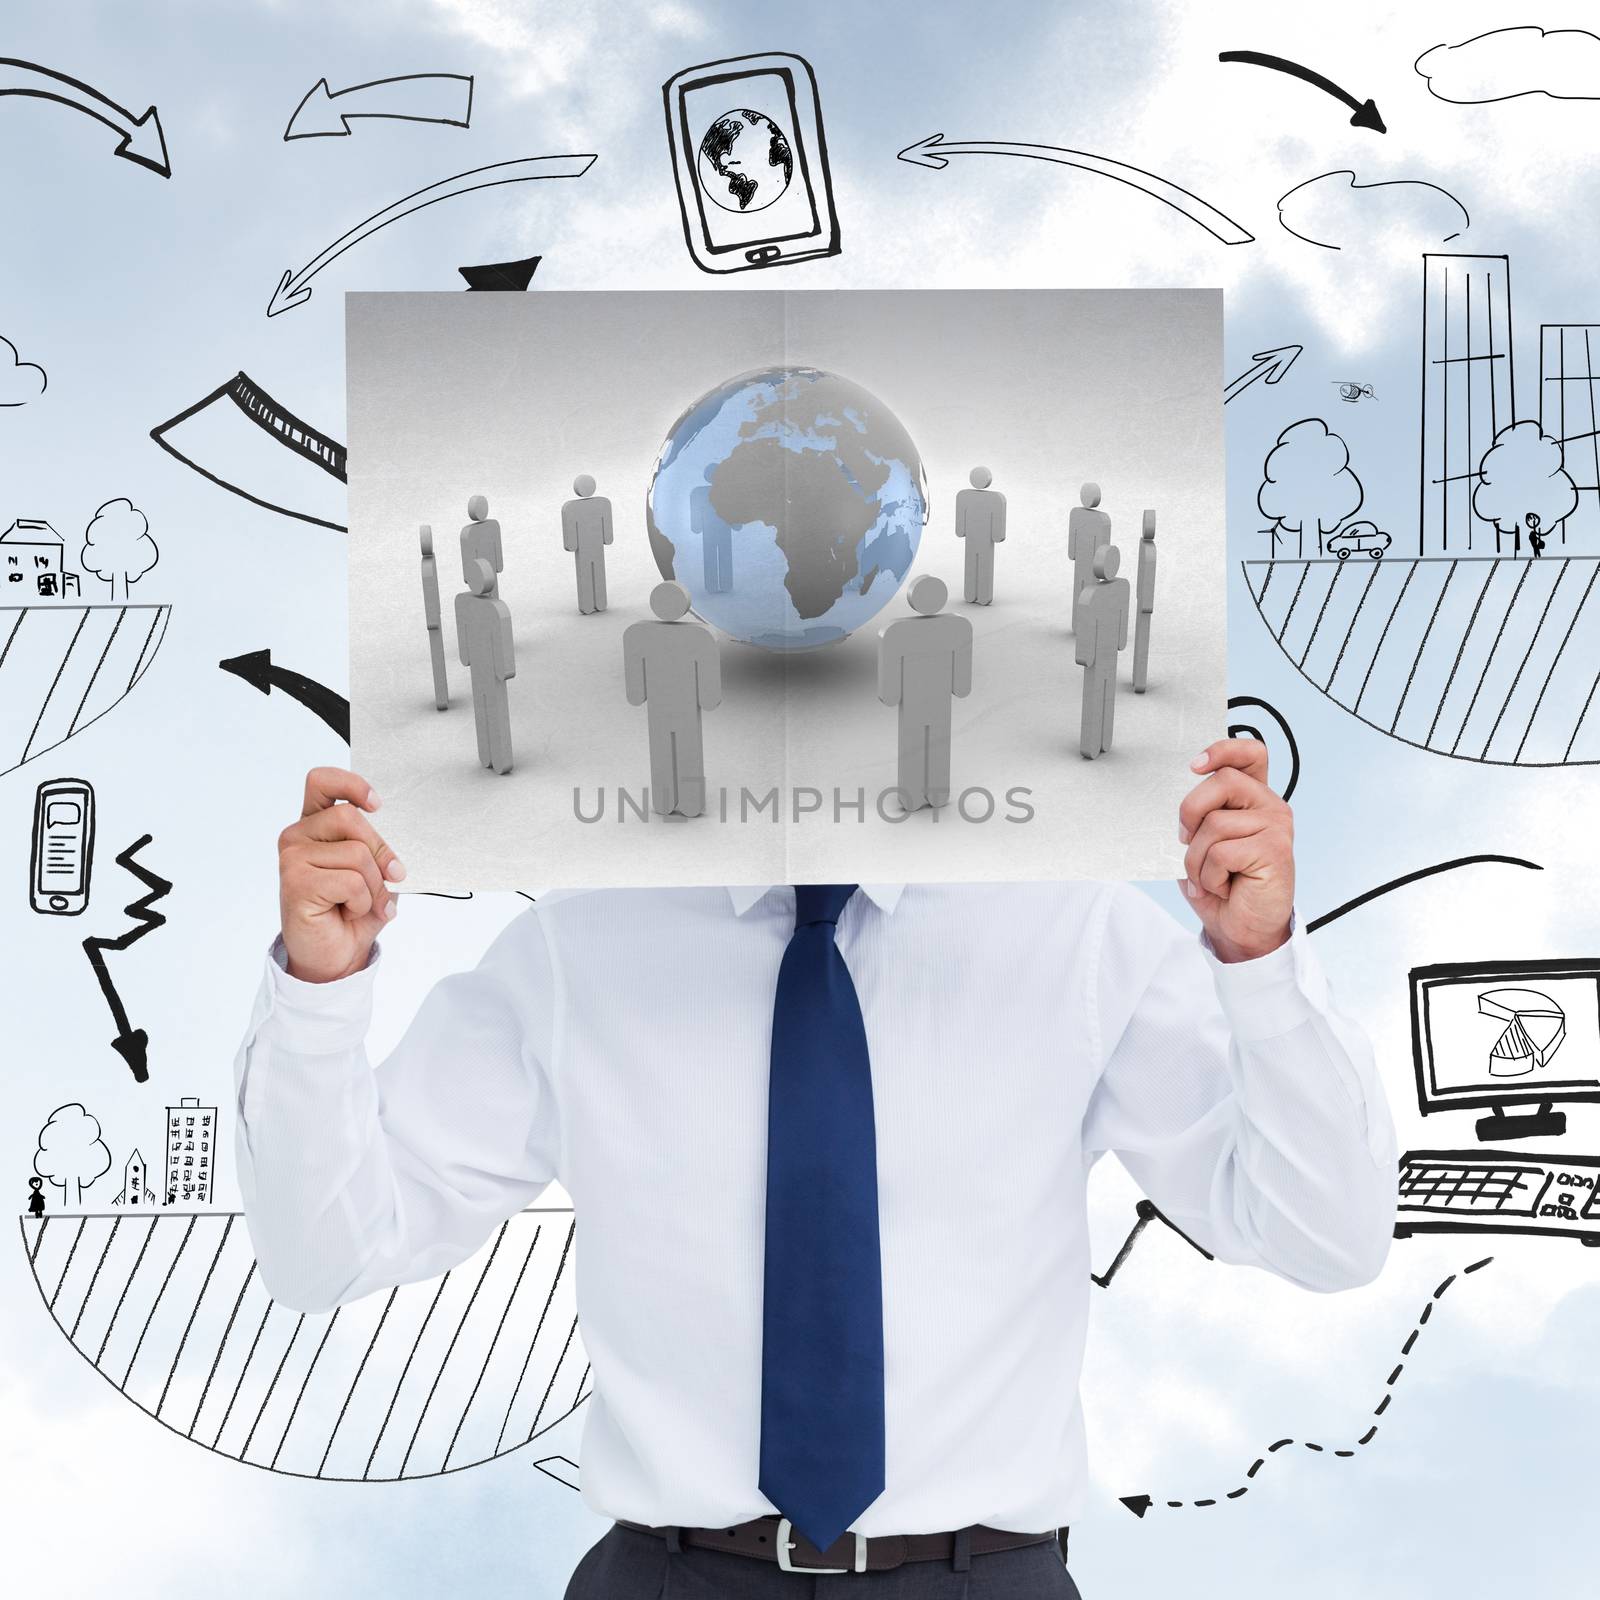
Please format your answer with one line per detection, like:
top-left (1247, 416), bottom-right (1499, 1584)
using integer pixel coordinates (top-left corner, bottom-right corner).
top-left (1395, 1150), bottom-right (1600, 1244)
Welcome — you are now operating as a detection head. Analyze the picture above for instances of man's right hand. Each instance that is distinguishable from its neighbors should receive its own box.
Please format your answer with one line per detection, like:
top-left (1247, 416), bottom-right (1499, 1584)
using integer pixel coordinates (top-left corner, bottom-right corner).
top-left (278, 767), bottom-right (406, 984)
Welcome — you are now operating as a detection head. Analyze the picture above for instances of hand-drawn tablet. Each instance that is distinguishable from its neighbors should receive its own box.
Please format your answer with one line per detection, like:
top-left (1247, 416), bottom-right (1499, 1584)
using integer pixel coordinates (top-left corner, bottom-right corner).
top-left (149, 371), bottom-right (347, 531)
top-left (663, 51), bottom-right (840, 274)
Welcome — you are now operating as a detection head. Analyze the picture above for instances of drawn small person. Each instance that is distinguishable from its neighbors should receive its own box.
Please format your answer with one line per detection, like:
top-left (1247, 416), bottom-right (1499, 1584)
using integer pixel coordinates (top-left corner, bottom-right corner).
top-left (562, 475), bottom-right (613, 614)
top-left (1132, 509), bottom-right (1157, 694)
top-left (1075, 544), bottom-right (1130, 759)
top-left (455, 556), bottom-right (516, 775)
top-left (27, 1176), bottom-right (45, 1218)
top-left (1526, 511), bottom-right (1546, 559)
top-left (877, 575), bottom-right (974, 811)
top-left (461, 494), bottom-right (504, 599)
top-left (622, 581), bottom-right (722, 817)
top-left (419, 525), bottom-right (449, 710)
top-left (1067, 482), bottom-right (1112, 623)
top-left (955, 466), bottom-right (1007, 606)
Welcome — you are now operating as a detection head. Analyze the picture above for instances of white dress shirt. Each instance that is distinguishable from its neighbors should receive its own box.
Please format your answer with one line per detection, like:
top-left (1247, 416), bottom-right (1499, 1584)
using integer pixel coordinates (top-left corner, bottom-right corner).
top-left (232, 882), bottom-right (1398, 1536)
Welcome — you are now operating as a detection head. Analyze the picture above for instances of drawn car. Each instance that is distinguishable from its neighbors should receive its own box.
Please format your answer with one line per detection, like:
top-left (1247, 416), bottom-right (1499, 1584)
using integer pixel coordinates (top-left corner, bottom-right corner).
top-left (1327, 521), bottom-right (1391, 561)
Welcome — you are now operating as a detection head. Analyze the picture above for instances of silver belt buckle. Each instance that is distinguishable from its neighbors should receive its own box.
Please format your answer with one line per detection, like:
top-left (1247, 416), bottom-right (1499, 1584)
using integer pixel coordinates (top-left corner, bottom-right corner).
top-left (775, 1518), bottom-right (868, 1574)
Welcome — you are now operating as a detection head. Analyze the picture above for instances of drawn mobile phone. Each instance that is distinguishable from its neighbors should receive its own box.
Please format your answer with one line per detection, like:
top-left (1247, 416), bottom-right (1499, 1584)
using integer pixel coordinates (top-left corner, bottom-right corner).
top-left (663, 51), bottom-right (840, 275)
top-left (30, 779), bottom-right (95, 916)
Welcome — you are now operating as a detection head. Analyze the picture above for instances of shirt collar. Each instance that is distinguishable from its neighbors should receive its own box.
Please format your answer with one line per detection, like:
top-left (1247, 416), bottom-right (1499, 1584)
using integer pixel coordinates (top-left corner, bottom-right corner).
top-left (726, 885), bottom-right (906, 917)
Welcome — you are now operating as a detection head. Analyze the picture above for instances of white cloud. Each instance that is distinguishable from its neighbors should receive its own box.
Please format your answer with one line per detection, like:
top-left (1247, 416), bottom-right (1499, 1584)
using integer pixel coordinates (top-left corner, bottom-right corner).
top-left (0, 334), bottom-right (46, 406)
top-left (1417, 25), bottom-right (1600, 104)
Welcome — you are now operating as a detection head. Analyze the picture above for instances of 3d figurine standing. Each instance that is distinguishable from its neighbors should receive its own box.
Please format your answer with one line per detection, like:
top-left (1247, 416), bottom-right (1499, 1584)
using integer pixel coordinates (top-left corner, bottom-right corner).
top-left (419, 524), bottom-right (449, 711)
top-left (691, 481), bottom-right (734, 594)
top-left (1076, 545), bottom-right (1130, 759)
top-left (877, 575), bottom-right (974, 811)
top-left (562, 474), bottom-right (613, 614)
top-left (461, 494), bottom-right (504, 598)
top-left (1067, 482), bottom-right (1111, 622)
top-left (1133, 509), bottom-right (1157, 694)
top-left (954, 466), bottom-right (1006, 605)
top-left (622, 581), bottom-right (722, 817)
top-left (456, 556), bottom-right (516, 774)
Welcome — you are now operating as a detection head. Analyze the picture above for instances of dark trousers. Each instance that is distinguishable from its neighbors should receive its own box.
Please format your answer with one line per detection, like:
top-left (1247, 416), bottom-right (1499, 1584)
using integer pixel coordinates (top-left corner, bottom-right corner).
top-left (564, 1524), bottom-right (1084, 1598)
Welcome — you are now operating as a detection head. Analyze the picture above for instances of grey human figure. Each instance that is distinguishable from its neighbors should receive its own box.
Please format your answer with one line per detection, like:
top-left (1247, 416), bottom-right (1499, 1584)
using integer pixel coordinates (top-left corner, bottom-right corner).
top-left (622, 581), bottom-right (722, 817)
top-left (455, 557), bottom-right (515, 774)
top-left (1132, 509), bottom-right (1157, 694)
top-left (1067, 482), bottom-right (1111, 624)
top-left (877, 575), bottom-right (974, 811)
top-left (955, 466), bottom-right (1007, 606)
top-left (1075, 545), bottom-right (1130, 760)
top-left (419, 524), bottom-right (449, 711)
top-left (692, 481), bottom-right (733, 594)
top-left (461, 494), bottom-right (504, 599)
top-left (562, 474), bottom-right (613, 614)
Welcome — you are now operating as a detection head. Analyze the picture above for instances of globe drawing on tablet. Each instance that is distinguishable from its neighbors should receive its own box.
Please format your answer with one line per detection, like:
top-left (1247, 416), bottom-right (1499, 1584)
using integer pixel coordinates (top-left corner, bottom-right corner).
top-left (698, 109), bottom-right (794, 213)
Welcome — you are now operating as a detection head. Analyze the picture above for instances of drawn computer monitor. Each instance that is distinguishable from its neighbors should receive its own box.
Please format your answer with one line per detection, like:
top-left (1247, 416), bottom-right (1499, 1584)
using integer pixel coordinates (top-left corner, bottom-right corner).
top-left (1410, 958), bottom-right (1600, 1141)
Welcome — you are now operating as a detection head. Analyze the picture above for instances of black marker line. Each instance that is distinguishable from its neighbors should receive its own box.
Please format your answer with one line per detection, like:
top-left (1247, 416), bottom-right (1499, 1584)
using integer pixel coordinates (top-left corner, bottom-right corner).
top-left (1308, 854), bottom-right (1543, 933)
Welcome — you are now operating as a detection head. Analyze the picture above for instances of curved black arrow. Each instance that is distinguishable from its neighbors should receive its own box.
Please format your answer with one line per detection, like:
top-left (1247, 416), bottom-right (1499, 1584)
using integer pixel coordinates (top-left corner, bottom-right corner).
top-left (220, 648), bottom-right (350, 741)
top-left (0, 57), bottom-right (170, 175)
top-left (1219, 50), bottom-right (1385, 133)
top-left (284, 72), bottom-right (474, 141)
top-left (1307, 854), bottom-right (1542, 934)
top-left (267, 152), bottom-right (595, 316)
top-left (897, 133), bottom-right (1253, 244)
top-left (81, 835), bottom-right (173, 1084)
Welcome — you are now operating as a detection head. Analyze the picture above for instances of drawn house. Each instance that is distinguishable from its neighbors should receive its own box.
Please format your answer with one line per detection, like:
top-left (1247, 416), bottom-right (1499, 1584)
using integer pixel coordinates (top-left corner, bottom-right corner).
top-left (113, 1149), bottom-right (156, 1207)
top-left (1, 519), bottom-right (80, 599)
top-left (163, 1097), bottom-right (216, 1206)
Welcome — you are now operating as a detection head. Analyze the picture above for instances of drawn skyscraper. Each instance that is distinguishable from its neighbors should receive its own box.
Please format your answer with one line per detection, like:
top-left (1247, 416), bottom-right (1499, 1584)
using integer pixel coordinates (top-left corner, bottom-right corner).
top-left (163, 1095), bottom-right (216, 1205)
top-left (1419, 254), bottom-right (1515, 555)
top-left (1538, 324), bottom-right (1600, 548)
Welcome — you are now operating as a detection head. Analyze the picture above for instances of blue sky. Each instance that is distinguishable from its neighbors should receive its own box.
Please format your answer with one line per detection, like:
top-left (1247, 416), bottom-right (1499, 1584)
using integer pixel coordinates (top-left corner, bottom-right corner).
top-left (5, 2), bottom-right (1600, 1595)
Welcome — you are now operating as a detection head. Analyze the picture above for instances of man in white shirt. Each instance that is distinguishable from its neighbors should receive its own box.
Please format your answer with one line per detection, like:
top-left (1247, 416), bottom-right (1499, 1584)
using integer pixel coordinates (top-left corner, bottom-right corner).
top-left (234, 741), bottom-right (1398, 1597)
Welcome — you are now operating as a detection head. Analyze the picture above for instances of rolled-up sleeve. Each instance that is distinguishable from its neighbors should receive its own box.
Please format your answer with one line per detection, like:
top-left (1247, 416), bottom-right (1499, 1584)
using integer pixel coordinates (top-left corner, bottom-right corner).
top-left (1082, 885), bottom-right (1399, 1292)
top-left (232, 911), bottom-right (560, 1313)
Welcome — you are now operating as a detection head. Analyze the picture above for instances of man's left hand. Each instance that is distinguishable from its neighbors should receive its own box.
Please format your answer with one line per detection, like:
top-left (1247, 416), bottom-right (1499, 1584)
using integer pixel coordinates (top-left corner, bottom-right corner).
top-left (1177, 738), bottom-right (1294, 964)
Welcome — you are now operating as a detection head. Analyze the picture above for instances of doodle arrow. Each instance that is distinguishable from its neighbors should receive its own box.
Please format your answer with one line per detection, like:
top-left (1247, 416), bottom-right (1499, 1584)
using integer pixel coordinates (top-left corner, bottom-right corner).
top-left (1224, 344), bottom-right (1303, 404)
top-left (284, 72), bottom-right (475, 140)
top-left (1219, 51), bottom-right (1386, 133)
top-left (220, 648), bottom-right (350, 741)
top-left (267, 152), bottom-right (597, 317)
top-left (896, 133), bottom-right (1253, 245)
top-left (81, 836), bottom-right (173, 1085)
top-left (0, 57), bottom-right (170, 176)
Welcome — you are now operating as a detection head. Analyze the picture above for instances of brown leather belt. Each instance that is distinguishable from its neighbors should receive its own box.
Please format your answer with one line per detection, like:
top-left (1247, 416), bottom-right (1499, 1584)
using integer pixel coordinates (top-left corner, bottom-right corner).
top-left (617, 1515), bottom-right (1062, 1574)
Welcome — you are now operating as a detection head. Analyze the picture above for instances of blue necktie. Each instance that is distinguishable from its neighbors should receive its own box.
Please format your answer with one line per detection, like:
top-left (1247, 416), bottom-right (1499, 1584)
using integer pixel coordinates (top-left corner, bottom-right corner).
top-left (759, 884), bottom-right (886, 1554)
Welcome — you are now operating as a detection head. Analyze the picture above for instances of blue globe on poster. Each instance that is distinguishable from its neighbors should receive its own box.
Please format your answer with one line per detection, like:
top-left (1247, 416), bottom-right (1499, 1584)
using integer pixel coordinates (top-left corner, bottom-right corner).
top-left (645, 367), bottom-right (928, 651)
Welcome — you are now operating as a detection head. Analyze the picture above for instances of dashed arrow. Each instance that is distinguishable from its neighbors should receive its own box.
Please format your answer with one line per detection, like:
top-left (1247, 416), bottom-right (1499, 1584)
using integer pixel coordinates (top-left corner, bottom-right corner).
top-left (1118, 1256), bottom-right (1493, 1515)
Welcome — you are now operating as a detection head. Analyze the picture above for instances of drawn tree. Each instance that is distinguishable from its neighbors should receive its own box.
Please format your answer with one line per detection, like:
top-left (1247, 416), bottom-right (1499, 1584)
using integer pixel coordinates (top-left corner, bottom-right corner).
top-left (1473, 421), bottom-right (1578, 556)
top-left (1257, 418), bottom-right (1365, 558)
top-left (35, 1102), bottom-right (112, 1209)
top-left (81, 498), bottom-right (159, 601)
